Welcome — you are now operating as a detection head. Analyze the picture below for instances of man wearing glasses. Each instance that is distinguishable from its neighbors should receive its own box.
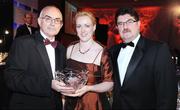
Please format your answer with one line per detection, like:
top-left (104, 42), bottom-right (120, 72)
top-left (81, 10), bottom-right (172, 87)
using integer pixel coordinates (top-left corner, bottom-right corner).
top-left (4, 5), bottom-right (74, 110)
top-left (109, 7), bottom-right (177, 109)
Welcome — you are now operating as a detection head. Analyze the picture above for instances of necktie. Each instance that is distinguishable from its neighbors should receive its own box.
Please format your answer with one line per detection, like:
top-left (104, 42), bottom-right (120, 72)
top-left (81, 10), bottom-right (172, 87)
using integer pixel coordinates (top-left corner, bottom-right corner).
top-left (44, 38), bottom-right (58, 48)
top-left (121, 42), bottom-right (134, 48)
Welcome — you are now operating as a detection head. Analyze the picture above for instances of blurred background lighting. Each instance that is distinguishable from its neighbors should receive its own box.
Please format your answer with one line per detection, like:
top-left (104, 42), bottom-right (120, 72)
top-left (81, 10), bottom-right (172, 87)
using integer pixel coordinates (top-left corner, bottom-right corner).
top-left (172, 5), bottom-right (180, 16)
top-left (5, 30), bottom-right (9, 35)
top-left (0, 39), bottom-right (3, 44)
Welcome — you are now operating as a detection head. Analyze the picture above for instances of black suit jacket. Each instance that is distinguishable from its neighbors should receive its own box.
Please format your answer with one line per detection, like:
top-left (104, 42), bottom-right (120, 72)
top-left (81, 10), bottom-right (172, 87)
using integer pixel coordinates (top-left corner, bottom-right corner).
top-left (4, 32), bottom-right (66, 110)
top-left (15, 24), bottom-right (37, 38)
top-left (109, 36), bottom-right (177, 110)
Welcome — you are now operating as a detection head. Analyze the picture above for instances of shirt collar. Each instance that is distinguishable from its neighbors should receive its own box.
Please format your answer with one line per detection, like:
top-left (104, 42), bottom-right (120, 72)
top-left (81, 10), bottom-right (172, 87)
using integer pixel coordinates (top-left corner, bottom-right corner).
top-left (132, 34), bottom-right (140, 47)
top-left (25, 23), bottom-right (31, 27)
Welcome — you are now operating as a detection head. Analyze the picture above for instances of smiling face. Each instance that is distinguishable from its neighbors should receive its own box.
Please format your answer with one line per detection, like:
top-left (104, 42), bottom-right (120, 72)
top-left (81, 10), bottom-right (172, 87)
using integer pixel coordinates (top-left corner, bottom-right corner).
top-left (38, 6), bottom-right (63, 38)
top-left (76, 15), bottom-right (96, 42)
top-left (116, 14), bottom-right (140, 43)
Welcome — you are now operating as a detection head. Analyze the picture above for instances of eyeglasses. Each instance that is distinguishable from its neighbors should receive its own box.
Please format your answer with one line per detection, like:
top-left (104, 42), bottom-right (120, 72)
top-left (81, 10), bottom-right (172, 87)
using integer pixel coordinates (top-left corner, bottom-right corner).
top-left (117, 19), bottom-right (137, 27)
top-left (41, 15), bottom-right (62, 24)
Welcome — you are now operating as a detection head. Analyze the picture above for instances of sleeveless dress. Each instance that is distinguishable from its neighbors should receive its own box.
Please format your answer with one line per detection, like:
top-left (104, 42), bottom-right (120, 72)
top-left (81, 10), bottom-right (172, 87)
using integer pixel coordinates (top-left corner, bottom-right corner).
top-left (64, 42), bottom-right (113, 110)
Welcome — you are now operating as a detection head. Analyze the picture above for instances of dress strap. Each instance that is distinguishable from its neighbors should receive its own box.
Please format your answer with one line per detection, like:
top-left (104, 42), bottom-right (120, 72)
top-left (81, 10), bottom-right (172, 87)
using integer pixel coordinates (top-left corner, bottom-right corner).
top-left (69, 44), bottom-right (75, 58)
top-left (92, 49), bottom-right (103, 63)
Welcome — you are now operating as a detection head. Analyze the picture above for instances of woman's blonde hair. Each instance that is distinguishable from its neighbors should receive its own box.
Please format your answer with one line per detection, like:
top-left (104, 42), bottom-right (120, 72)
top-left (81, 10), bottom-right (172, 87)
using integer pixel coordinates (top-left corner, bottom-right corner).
top-left (75, 11), bottom-right (96, 25)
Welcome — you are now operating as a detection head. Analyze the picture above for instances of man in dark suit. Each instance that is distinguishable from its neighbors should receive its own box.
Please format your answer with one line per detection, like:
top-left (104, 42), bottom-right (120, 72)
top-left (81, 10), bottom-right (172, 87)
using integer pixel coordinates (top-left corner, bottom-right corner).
top-left (4, 5), bottom-right (74, 110)
top-left (109, 7), bottom-right (177, 109)
top-left (15, 12), bottom-right (37, 38)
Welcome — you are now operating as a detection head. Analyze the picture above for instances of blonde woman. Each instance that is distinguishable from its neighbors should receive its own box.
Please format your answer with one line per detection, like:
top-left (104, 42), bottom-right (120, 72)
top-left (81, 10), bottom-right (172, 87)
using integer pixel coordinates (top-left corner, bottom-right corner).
top-left (62, 11), bottom-right (113, 110)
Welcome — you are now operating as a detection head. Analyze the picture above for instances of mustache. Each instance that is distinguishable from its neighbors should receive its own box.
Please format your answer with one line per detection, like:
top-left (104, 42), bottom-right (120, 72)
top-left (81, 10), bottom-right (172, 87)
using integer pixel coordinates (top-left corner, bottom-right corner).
top-left (122, 28), bottom-right (131, 33)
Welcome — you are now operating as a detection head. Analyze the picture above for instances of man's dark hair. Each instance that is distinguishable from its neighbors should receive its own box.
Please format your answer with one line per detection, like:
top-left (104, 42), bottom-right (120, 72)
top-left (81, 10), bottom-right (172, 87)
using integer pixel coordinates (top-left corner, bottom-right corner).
top-left (115, 7), bottom-right (139, 25)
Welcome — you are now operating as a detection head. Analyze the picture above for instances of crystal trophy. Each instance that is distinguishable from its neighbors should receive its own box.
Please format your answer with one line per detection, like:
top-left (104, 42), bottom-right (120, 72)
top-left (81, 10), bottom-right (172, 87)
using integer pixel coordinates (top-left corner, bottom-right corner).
top-left (55, 68), bottom-right (88, 90)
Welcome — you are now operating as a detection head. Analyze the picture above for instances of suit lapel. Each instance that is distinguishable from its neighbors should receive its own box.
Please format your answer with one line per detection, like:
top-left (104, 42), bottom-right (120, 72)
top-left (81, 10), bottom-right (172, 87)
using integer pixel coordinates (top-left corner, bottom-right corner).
top-left (55, 44), bottom-right (64, 71)
top-left (123, 37), bottom-right (145, 86)
top-left (24, 24), bottom-right (31, 34)
top-left (112, 45), bottom-right (122, 86)
top-left (34, 32), bottom-right (53, 79)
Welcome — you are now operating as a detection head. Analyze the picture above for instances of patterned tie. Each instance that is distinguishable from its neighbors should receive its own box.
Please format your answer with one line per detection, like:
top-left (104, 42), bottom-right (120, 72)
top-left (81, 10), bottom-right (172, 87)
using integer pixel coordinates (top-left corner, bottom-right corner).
top-left (44, 38), bottom-right (58, 48)
top-left (121, 42), bottom-right (134, 48)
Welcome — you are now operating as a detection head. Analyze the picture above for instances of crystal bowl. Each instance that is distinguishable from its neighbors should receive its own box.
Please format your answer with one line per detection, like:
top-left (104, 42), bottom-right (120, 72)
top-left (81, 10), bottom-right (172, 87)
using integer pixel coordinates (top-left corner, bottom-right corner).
top-left (55, 68), bottom-right (88, 90)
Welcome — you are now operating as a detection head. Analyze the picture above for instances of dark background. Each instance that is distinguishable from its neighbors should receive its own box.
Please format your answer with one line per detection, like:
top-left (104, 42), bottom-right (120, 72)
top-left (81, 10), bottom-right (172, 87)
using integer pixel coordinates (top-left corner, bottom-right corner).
top-left (0, 1), bottom-right (13, 110)
top-left (0, 0), bottom-right (13, 52)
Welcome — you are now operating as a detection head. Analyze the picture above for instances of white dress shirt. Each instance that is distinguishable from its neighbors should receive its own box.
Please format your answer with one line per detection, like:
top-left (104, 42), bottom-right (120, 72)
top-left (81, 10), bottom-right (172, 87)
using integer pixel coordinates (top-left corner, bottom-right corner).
top-left (40, 30), bottom-right (56, 78)
top-left (26, 23), bottom-right (32, 34)
top-left (117, 34), bottom-right (140, 85)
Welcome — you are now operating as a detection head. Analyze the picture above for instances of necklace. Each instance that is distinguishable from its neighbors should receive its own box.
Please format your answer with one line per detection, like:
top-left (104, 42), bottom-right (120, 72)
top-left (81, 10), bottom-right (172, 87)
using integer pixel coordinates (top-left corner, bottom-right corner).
top-left (79, 42), bottom-right (93, 54)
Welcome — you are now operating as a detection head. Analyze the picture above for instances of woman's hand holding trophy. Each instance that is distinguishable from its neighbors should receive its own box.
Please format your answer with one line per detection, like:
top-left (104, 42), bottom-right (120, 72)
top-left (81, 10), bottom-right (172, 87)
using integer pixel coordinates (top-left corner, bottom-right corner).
top-left (54, 68), bottom-right (88, 96)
